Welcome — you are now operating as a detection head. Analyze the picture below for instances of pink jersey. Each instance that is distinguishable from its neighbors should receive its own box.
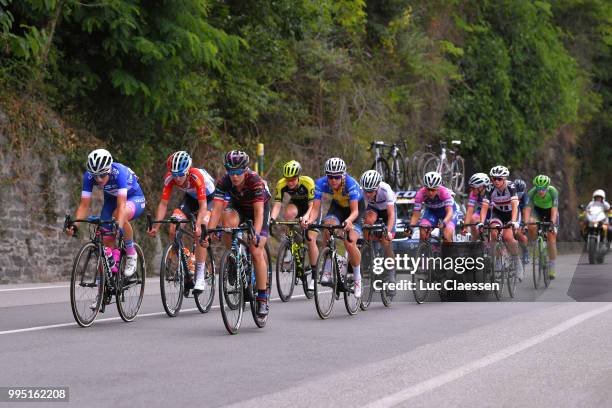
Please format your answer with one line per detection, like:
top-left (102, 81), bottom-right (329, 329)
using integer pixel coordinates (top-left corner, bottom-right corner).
top-left (414, 186), bottom-right (454, 211)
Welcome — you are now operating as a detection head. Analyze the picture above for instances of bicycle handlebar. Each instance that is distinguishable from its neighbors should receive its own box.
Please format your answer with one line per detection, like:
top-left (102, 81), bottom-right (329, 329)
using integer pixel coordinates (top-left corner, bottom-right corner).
top-left (146, 214), bottom-right (194, 232)
top-left (199, 220), bottom-right (256, 245)
top-left (308, 223), bottom-right (353, 243)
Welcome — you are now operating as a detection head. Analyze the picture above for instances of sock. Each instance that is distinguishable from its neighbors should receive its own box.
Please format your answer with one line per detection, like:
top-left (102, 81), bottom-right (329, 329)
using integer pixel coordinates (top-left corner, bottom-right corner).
top-left (257, 289), bottom-right (269, 302)
top-left (353, 265), bottom-right (361, 281)
top-left (124, 239), bottom-right (136, 256)
top-left (195, 261), bottom-right (205, 281)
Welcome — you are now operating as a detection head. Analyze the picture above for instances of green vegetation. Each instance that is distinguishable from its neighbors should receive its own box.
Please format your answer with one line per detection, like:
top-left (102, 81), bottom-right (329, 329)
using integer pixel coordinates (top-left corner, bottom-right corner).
top-left (0, 0), bottom-right (610, 199)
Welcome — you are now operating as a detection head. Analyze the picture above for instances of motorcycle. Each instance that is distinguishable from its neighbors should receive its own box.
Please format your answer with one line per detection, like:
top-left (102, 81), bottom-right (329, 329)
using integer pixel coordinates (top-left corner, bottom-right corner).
top-left (583, 203), bottom-right (608, 264)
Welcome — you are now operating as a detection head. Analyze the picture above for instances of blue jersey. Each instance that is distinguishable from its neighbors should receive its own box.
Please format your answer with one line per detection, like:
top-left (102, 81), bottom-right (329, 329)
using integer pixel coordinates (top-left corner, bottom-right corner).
top-left (517, 191), bottom-right (528, 210)
top-left (314, 175), bottom-right (363, 208)
top-left (81, 162), bottom-right (143, 198)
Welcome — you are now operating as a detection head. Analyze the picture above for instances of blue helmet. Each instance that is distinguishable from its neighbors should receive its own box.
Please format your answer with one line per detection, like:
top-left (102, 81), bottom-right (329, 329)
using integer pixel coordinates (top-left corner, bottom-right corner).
top-left (167, 151), bottom-right (192, 176)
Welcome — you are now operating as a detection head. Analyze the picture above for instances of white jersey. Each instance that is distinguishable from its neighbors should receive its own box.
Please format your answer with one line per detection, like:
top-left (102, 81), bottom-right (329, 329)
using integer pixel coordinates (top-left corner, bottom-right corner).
top-left (365, 181), bottom-right (396, 211)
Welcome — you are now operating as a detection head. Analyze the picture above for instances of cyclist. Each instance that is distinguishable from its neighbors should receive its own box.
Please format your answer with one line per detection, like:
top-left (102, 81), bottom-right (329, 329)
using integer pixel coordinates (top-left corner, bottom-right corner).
top-left (360, 170), bottom-right (397, 296)
top-left (478, 166), bottom-right (525, 281)
top-left (584, 189), bottom-right (610, 249)
top-left (147, 151), bottom-right (215, 293)
top-left (271, 160), bottom-right (318, 288)
top-left (514, 178), bottom-right (530, 265)
top-left (302, 157), bottom-right (365, 298)
top-left (207, 150), bottom-right (271, 316)
top-left (410, 171), bottom-right (457, 243)
top-left (462, 173), bottom-right (490, 240)
top-left (525, 175), bottom-right (560, 279)
top-left (65, 149), bottom-right (146, 278)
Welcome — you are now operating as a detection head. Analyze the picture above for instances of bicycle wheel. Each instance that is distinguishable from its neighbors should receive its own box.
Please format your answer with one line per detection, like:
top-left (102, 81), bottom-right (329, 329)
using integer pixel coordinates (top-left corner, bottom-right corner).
top-left (391, 151), bottom-right (407, 190)
top-left (491, 241), bottom-right (505, 300)
top-left (276, 239), bottom-right (296, 302)
top-left (451, 155), bottom-right (465, 193)
top-left (421, 156), bottom-right (441, 179)
top-left (194, 247), bottom-right (216, 313)
top-left (251, 245), bottom-right (272, 328)
top-left (300, 244), bottom-right (314, 299)
top-left (506, 254), bottom-right (517, 298)
top-left (541, 240), bottom-right (550, 288)
top-left (532, 239), bottom-right (541, 289)
top-left (343, 264), bottom-right (360, 316)
top-left (372, 158), bottom-right (391, 184)
top-left (160, 244), bottom-right (184, 317)
top-left (314, 247), bottom-right (336, 319)
top-left (359, 243), bottom-right (374, 311)
top-left (412, 242), bottom-right (432, 304)
top-left (70, 242), bottom-right (105, 327)
top-left (219, 249), bottom-right (244, 334)
top-left (117, 243), bottom-right (146, 322)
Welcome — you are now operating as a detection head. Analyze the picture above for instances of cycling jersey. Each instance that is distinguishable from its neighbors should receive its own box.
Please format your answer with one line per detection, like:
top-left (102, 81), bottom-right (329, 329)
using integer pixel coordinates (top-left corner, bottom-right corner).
top-left (365, 181), bottom-right (396, 211)
top-left (81, 162), bottom-right (143, 198)
top-left (483, 181), bottom-right (518, 213)
top-left (314, 175), bottom-right (363, 207)
top-left (413, 186), bottom-right (454, 211)
top-left (213, 170), bottom-right (271, 214)
top-left (274, 176), bottom-right (315, 205)
top-left (517, 191), bottom-right (529, 210)
top-left (161, 168), bottom-right (215, 201)
top-left (527, 186), bottom-right (559, 209)
top-left (467, 190), bottom-right (486, 212)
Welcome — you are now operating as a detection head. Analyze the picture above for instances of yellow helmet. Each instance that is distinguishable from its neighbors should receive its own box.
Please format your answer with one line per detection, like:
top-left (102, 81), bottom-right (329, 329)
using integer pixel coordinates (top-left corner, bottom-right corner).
top-left (283, 160), bottom-right (301, 178)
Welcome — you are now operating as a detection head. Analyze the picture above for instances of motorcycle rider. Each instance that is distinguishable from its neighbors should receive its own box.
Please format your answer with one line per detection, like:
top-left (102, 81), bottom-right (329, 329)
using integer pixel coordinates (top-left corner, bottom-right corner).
top-left (585, 190), bottom-right (610, 249)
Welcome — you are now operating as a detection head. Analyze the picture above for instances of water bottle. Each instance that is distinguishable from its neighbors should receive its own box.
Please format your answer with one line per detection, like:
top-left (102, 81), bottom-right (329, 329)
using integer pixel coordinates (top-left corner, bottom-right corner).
top-left (104, 247), bottom-right (116, 273)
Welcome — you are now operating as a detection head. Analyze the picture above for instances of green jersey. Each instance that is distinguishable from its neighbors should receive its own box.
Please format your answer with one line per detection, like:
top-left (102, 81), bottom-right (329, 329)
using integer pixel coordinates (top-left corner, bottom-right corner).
top-left (527, 186), bottom-right (559, 209)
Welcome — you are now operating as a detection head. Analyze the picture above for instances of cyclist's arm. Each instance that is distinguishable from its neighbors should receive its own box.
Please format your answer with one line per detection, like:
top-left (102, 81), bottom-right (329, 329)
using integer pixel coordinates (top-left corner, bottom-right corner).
top-left (271, 201), bottom-right (282, 220)
top-left (511, 199), bottom-right (518, 223)
top-left (116, 194), bottom-right (129, 231)
top-left (346, 199), bottom-right (359, 225)
top-left (464, 205), bottom-right (474, 224)
top-left (551, 206), bottom-right (558, 228)
top-left (386, 203), bottom-right (395, 233)
top-left (151, 199), bottom-right (169, 232)
top-left (479, 202), bottom-right (489, 224)
top-left (410, 209), bottom-right (421, 227)
top-left (302, 200), bottom-right (314, 222)
top-left (208, 199), bottom-right (225, 230)
top-left (306, 199), bottom-right (321, 224)
top-left (73, 197), bottom-right (91, 229)
top-left (443, 205), bottom-right (453, 225)
top-left (252, 201), bottom-right (264, 236)
top-left (522, 206), bottom-right (531, 223)
top-left (195, 199), bottom-right (208, 235)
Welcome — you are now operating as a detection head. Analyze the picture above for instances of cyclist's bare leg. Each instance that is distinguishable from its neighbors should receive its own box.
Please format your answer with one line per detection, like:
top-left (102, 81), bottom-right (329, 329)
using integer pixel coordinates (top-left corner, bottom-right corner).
top-left (250, 236), bottom-right (268, 291)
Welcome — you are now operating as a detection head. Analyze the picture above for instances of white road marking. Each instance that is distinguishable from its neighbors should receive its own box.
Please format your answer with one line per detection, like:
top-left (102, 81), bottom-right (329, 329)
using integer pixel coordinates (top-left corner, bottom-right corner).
top-left (0, 285), bottom-right (70, 292)
top-left (363, 303), bottom-right (612, 408)
top-left (0, 294), bottom-right (307, 335)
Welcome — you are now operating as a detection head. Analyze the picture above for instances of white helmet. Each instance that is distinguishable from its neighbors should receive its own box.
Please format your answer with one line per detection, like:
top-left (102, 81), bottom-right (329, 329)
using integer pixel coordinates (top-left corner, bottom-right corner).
top-left (325, 157), bottom-right (346, 175)
top-left (87, 149), bottom-right (113, 175)
top-left (490, 165), bottom-right (510, 178)
top-left (360, 170), bottom-right (383, 191)
top-left (468, 173), bottom-right (490, 188)
top-left (423, 171), bottom-right (442, 189)
top-left (167, 151), bottom-right (192, 176)
top-left (593, 189), bottom-right (606, 200)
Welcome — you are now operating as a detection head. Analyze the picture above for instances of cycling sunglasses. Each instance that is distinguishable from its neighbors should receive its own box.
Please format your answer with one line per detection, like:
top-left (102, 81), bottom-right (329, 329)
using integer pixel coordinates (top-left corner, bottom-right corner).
top-left (171, 171), bottom-right (187, 178)
top-left (491, 177), bottom-right (505, 182)
top-left (227, 168), bottom-right (245, 176)
top-left (94, 173), bottom-right (109, 180)
top-left (326, 174), bottom-right (342, 180)
top-left (536, 186), bottom-right (547, 192)
top-left (426, 187), bottom-right (438, 192)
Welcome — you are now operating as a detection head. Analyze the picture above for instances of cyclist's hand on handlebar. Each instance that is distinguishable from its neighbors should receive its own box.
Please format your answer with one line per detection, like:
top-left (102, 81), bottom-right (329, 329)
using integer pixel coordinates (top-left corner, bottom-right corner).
top-left (65, 224), bottom-right (77, 237)
top-left (460, 226), bottom-right (468, 235)
top-left (250, 232), bottom-right (262, 247)
top-left (147, 225), bottom-right (159, 237)
top-left (195, 224), bottom-right (201, 238)
top-left (385, 231), bottom-right (393, 241)
top-left (301, 217), bottom-right (311, 229)
top-left (510, 221), bottom-right (520, 230)
top-left (476, 222), bottom-right (484, 230)
top-left (343, 219), bottom-right (353, 232)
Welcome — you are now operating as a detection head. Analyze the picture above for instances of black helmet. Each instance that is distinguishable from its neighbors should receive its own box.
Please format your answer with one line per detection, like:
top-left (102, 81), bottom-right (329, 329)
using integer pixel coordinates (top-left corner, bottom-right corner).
top-left (224, 150), bottom-right (249, 170)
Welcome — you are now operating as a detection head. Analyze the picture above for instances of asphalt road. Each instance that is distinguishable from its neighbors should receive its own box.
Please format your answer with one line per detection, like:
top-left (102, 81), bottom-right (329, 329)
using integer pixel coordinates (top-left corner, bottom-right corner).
top-left (1, 252), bottom-right (611, 407)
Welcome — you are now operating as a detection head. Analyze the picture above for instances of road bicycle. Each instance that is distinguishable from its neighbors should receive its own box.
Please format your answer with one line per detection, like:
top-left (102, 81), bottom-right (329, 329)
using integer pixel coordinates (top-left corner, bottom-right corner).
top-left (479, 223), bottom-right (518, 300)
top-left (64, 215), bottom-right (146, 327)
top-left (270, 219), bottom-right (314, 301)
top-left (359, 222), bottom-right (392, 310)
top-left (147, 215), bottom-right (215, 316)
top-left (420, 140), bottom-right (465, 193)
top-left (369, 140), bottom-right (407, 190)
top-left (200, 221), bottom-right (272, 335)
top-left (525, 221), bottom-right (552, 289)
top-left (308, 223), bottom-right (360, 319)
top-left (408, 223), bottom-right (445, 304)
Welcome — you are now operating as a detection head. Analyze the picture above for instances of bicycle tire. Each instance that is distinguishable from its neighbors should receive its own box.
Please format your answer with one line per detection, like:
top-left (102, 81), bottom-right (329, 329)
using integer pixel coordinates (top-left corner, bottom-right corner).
top-left (451, 155), bottom-right (465, 193)
top-left (160, 244), bottom-right (184, 317)
top-left (343, 264), bottom-right (360, 316)
top-left (491, 241), bottom-right (505, 300)
top-left (276, 239), bottom-right (296, 302)
top-left (391, 151), bottom-right (407, 190)
top-left (70, 242), bottom-right (104, 327)
top-left (219, 249), bottom-right (244, 334)
top-left (419, 153), bottom-right (439, 179)
top-left (532, 240), bottom-right (541, 289)
top-left (541, 240), bottom-right (550, 288)
top-left (116, 243), bottom-right (146, 322)
top-left (194, 247), bottom-right (216, 313)
top-left (251, 244), bottom-right (272, 328)
top-left (372, 158), bottom-right (391, 185)
top-left (412, 241), bottom-right (432, 304)
top-left (506, 254), bottom-right (517, 298)
top-left (314, 247), bottom-right (336, 319)
top-left (359, 243), bottom-right (375, 311)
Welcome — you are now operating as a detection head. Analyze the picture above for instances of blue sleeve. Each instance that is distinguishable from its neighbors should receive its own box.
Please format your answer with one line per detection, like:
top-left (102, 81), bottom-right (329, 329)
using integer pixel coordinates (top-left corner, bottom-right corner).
top-left (314, 177), bottom-right (328, 200)
top-left (346, 176), bottom-right (362, 201)
top-left (82, 171), bottom-right (94, 193)
top-left (115, 165), bottom-right (128, 190)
